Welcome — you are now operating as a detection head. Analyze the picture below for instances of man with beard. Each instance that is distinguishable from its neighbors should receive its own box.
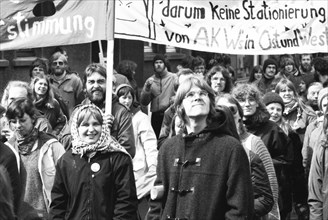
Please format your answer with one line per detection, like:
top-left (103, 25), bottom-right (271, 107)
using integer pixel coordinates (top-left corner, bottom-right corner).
top-left (140, 54), bottom-right (177, 138)
top-left (49, 52), bottom-right (84, 116)
top-left (288, 54), bottom-right (315, 94)
top-left (59, 63), bottom-right (135, 157)
top-left (256, 58), bottom-right (280, 94)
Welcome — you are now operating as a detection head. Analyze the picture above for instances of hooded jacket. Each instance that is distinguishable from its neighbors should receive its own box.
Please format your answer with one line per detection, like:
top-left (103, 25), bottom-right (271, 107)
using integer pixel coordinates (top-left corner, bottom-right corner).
top-left (140, 71), bottom-right (177, 113)
top-left (147, 108), bottom-right (254, 220)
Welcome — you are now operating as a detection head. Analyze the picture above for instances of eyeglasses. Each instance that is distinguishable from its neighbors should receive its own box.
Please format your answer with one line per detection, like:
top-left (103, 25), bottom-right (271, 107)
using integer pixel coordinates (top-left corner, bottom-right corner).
top-left (184, 90), bottom-right (208, 100)
top-left (237, 97), bottom-right (257, 105)
top-left (52, 61), bottom-right (64, 66)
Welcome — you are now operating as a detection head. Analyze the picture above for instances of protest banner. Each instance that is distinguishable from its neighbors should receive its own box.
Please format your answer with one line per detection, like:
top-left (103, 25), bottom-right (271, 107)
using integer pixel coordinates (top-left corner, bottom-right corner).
top-left (115, 0), bottom-right (328, 55)
top-left (0, 0), bottom-right (112, 50)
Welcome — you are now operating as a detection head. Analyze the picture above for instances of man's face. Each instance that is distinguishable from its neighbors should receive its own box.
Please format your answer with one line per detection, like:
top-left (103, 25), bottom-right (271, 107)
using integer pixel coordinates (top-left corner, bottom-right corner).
top-left (154, 60), bottom-right (165, 73)
top-left (307, 85), bottom-right (322, 106)
top-left (264, 64), bottom-right (276, 79)
top-left (301, 55), bottom-right (312, 72)
top-left (85, 72), bottom-right (106, 106)
top-left (51, 55), bottom-right (67, 76)
top-left (194, 65), bottom-right (206, 76)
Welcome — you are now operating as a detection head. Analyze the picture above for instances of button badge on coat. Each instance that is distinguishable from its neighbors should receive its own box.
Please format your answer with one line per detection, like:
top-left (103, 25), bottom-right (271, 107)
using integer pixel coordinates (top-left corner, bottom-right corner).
top-left (91, 163), bottom-right (100, 172)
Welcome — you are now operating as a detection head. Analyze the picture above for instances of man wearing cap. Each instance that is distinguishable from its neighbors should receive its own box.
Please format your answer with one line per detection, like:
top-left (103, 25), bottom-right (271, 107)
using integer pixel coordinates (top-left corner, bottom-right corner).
top-left (256, 58), bottom-right (280, 94)
top-left (140, 54), bottom-right (177, 138)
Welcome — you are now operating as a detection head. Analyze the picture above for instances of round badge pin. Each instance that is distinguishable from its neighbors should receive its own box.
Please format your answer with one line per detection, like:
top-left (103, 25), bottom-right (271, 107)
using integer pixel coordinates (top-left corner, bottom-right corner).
top-left (91, 163), bottom-right (100, 172)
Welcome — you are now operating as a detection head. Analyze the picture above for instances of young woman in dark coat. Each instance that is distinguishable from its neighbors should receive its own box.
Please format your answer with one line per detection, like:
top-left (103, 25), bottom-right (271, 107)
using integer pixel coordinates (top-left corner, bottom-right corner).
top-left (232, 83), bottom-right (293, 220)
top-left (50, 104), bottom-right (138, 220)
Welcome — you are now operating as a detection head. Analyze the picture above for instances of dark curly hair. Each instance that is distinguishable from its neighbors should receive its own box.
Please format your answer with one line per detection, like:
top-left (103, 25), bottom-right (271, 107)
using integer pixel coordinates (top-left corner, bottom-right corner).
top-left (313, 57), bottom-right (328, 76)
top-left (116, 60), bottom-right (137, 80)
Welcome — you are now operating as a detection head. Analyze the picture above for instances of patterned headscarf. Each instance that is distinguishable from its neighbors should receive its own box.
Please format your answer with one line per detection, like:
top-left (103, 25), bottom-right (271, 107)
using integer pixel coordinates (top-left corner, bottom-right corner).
top-left (71, 104), bottom-right (129, 158)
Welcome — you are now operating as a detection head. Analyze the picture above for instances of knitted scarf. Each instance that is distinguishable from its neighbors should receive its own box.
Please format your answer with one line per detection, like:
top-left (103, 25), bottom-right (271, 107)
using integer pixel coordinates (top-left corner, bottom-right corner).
top-left (71, 104), bottom-right (129, 158)
top-left (16, 127), bottom-right (39, 155)
top-left (283, 99), bottom-right (298, 115)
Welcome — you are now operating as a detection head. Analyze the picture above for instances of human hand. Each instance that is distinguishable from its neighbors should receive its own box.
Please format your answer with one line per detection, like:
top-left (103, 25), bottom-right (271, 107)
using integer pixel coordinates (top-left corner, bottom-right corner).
top-left (145, 77), bottom-right (154, 91)
top-left (1, 128), bottom-right (14, 140)
top-left (103, 114), bottom-right (114, 129)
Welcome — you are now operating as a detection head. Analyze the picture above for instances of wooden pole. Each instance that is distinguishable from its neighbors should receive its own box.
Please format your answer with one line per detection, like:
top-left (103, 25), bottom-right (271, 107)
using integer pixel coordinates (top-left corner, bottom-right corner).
top-left (105, 0), bottom-right (115, 114)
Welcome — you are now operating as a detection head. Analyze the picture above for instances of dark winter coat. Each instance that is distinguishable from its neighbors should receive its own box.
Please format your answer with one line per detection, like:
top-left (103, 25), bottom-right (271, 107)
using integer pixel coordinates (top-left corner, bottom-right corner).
top-left (34, 98), bottom-right (66, 136)
top-left (247, 150), bottom-right (274, 218)
top-left (147, 109), bottom-right (254, 220)
top-left (244, 109), bottom-right (294, 217)
top-left (59, 95), bottom-right (136, 157)
top-left (50, 150), bottom-right (138, 220)
top-left (0, 142), bottom-right (20, 214)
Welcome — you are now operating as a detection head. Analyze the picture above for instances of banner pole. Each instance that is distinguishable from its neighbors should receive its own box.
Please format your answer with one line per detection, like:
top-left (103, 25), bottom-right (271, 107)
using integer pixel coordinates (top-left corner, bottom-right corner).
top-left (105, 0), bottom-right (115, 115)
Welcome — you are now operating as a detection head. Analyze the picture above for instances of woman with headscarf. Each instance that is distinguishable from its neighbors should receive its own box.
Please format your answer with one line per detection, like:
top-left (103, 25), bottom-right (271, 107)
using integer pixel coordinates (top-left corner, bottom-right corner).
top-left (50, 104), bottom-right (138, 220)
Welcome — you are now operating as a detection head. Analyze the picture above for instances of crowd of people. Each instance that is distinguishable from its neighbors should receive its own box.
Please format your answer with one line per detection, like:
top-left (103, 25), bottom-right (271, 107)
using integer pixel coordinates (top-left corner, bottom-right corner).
top-left (0, 49), bottom-right (327, 220)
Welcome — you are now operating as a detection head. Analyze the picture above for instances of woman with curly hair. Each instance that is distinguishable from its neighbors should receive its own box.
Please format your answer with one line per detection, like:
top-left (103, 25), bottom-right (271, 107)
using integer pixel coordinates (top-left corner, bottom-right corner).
top-left (232, 83), bottom-right (292, 220)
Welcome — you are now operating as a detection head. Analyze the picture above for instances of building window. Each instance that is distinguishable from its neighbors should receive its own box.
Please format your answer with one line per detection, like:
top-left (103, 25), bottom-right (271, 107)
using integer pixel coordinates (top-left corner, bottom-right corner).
top-left (144, 42), bottom-right (153, 53)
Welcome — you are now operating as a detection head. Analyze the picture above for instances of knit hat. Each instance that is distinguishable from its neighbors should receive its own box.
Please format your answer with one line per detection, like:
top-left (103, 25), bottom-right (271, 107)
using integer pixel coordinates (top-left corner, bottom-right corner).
top-left (115, 83), bottom-right (133, 96)
top-left (263, 58), bottom-right (278, 72)
top-left (318, 87), bottom-right (328, 111)
top-left (153, 54), bottom-right (166, 67)
top-left (262, 92), bottom-right (285, 112)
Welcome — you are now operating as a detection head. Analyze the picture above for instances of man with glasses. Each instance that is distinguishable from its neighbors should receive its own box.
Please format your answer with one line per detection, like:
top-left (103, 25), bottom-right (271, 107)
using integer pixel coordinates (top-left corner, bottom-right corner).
top-left (49, 51), bottom-right (84, 116)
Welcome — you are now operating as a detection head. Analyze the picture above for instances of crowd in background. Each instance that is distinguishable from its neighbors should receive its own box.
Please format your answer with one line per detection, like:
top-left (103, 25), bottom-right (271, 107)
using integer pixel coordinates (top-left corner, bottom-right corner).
top-left (0, 47), bottom-right (328, 220)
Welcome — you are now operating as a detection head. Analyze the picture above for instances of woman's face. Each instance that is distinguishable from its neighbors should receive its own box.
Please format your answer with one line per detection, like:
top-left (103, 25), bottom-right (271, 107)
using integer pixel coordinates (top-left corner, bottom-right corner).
top-left (279, 86), bottom-right (295, 104)
top-left (266, 103), bottom-right (283, 123)
top-left (118, 92), bottom-right (133, 108)
top-left (211, 72), bottom-right (226, 93)
top-left (237, 96), bottom-right (258, 117)
top-left (32, 66), bottom-right (45, 78)
top-left (254, 71), bottom-right (262, 80)
top-left (34, 78), bottom-right (48, 97)
top-left (182, 85), bottom-right (210, 119)
top-left (284, 64), bottom-right (294, 73)
top-left (9, 113), bottom-right (34, 136)
top-left (78, 115), bottom-right (102, 144)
